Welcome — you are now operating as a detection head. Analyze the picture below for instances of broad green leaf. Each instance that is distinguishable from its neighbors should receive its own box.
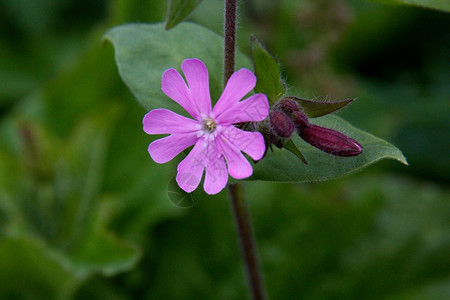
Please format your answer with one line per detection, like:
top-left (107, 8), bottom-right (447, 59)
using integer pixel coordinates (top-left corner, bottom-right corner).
top-left (0, 237), bottom-right (78, 299)
top-left (104, 22), bottom-right (251, 115)
top-left (251, 115), bottom-right (407, 182)
top-left (166, 0), bottom-right (204, 30)
top-left (0, 111), bottom-right (140, 278)
top-left (49, 113), bottom-right (140, 277)
top-left (251, 36), bottom-right (286, 104)
top-left (285, 96), bottom-right (354, 118)
top-left (367, 0), bottom-right (450, 12)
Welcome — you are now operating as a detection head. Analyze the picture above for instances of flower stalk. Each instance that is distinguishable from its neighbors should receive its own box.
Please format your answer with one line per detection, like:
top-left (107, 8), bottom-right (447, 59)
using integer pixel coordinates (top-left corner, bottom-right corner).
top-left (224, 0), bottom-right (237, 84)
top-left (224, 1), bottom-right (267, 299)
top-left (229, 183), bottom-right (267, 300)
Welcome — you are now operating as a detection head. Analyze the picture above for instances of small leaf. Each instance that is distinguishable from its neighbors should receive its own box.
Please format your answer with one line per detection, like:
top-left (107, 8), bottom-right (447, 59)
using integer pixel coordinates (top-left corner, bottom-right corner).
top-left (251, 115), bottom-right (407, 182)
top-left (283, 139), bottom-right (308, 164)
top-left (285, 96), bottom-right (354, 118)
top-left (366, 0), bottom-right (450, 12)
top-left (165, 0), bottom-right (204, 30)
top-left (251, 36), bottom-right (286, 104)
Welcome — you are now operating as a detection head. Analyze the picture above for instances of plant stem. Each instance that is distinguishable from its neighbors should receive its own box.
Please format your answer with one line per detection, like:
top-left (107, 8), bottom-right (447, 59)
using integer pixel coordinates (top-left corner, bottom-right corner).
top-left (224, 1), bottom-right (267, 298)
top-left (229, 183), bottom-right (267, 300)
top-left (224, 0), bottom-right (237, 84)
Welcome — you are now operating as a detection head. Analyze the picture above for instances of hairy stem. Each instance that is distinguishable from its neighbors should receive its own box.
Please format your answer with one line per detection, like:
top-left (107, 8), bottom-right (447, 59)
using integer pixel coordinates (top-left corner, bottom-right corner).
top-left (224, 2), bottom-right (267, 298)
top-left (229, 183), bottom-right (267, 300)
top-left (224, 0), bottom-right (237, 84)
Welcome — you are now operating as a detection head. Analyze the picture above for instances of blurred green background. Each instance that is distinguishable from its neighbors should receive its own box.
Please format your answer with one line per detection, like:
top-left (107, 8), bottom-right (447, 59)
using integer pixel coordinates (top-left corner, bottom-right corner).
top-left (0, 0), bottom-right (449, 299)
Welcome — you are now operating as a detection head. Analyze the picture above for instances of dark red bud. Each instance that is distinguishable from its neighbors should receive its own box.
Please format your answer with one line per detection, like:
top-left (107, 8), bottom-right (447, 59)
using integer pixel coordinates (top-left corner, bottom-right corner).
top-left (276, 99), bottom-right (299, 115)
top-left (269, 110), bottom-right (294, 138)
top-left (266, 130), bottom-right (280, 146)
top-left (299, 125), bottom-right (362, 157)
top-left (291, 110), bottom-right (310, 130)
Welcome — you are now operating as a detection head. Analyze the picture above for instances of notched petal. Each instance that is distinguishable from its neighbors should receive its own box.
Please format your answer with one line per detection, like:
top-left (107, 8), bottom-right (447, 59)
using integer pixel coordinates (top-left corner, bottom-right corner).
top-left (161, 68), bottom-right (200, 118)
top-left (203, 156), bottom-right (228, 195)
top-left (216, 138), bottom-right (253, 179)
top-left (221, 126), bottom-right (266, 161)
top-left (143, 108), bottom-right (200, 134)
top-left (181, 58), bottom-right (212, 115)
top-left (176, 141), bottom-right (206, 193)
top-left (148, 133), bottom-right (198, 163)
top-left (215, 93), bottom-right (269, 125)
top-left (213, 68), bottom-right (257, 116)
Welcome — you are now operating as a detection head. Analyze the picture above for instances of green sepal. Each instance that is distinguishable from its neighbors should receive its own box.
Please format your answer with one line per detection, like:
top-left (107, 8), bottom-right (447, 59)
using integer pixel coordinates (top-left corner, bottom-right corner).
top-left (284, 96), bottom-right (354, 118)
top-left (283, 138), bottom-right (308, 165)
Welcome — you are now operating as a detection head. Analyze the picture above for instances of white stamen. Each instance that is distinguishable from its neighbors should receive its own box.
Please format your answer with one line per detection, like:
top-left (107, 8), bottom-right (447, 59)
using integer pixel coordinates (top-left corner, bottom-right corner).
top-left (203, 117), bottom-right (216, 133)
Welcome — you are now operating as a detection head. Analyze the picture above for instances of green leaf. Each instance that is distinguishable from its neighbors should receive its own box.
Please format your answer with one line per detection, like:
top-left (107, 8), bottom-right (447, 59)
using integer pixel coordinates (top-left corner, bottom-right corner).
top-left (166, 0), bottom-right (204, 30)
top-left (251, 36), bottom-right (286, 104)
top-left (0, 237), bottom-right (78, 299)
top-left (251, 115), bottom-right (407, 182)
top-left (282, 138), bottom-right (308, 164)
top-left (285, 96), bottom-right (354, 118)
top-left (367, 0), bottom-right (450, 12)
top-left (104, 23), bottom-right (251, 114)
top-left (0, 111), bottom-right (140, 278)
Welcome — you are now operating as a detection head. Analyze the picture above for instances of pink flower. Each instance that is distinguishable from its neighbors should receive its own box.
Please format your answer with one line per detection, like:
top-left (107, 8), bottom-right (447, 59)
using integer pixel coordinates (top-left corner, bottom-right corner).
top-left (143, 58), bottom-right (269, 195)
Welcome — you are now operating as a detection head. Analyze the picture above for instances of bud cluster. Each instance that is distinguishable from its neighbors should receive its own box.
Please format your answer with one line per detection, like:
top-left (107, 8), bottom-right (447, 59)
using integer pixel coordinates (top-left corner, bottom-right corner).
top-left (266, 98), bottom-right (362, 159)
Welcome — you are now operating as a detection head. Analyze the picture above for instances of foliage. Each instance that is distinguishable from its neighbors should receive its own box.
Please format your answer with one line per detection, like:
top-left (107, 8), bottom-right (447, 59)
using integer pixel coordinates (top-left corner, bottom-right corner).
top-left (250, 36), bottom-right (286, 104)
top-left (166, 0), bottom-right (204, 29)
top-left (367, 0), bottom-right (450, 12)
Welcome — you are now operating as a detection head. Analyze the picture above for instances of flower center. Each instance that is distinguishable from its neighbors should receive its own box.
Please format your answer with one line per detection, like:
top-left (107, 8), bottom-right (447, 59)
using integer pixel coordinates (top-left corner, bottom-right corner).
top-left (203, 117), bottom-right (216, 133)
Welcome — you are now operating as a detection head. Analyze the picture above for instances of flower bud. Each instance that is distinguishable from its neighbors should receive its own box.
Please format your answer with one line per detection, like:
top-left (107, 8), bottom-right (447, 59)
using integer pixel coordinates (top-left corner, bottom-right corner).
top-left (276, 99), bottom-right (299, 115)
top-left (299, 125), bottom-right (362, 157)
top-left (291, 110), bottom-right (310, 130)
top-left (269, 110), bottom-right (294, 138)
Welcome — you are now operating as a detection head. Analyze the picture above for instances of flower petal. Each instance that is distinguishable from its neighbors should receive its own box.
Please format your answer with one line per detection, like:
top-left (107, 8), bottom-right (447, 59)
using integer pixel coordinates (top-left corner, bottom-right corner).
top-left (181, 59), bottom-right (211, 116)
top-left (148, 133), bottom-right (198, 164)
top-left (221, 126), bottom-right (266, 161)
top-left (143, 109), bottom-right (200, 135)
top-left (161, 68), bottom-right (200, 118)
top-left (215, 93), bottom-right (269, 125)
top-left (216, 137), bottom-right (253, 179)
top-left (176, 139), bottom-right (207, 193)
top-left (213, 68), bottom-right (256, 117)
top-left (204, 154), bottom-right (228, 195)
